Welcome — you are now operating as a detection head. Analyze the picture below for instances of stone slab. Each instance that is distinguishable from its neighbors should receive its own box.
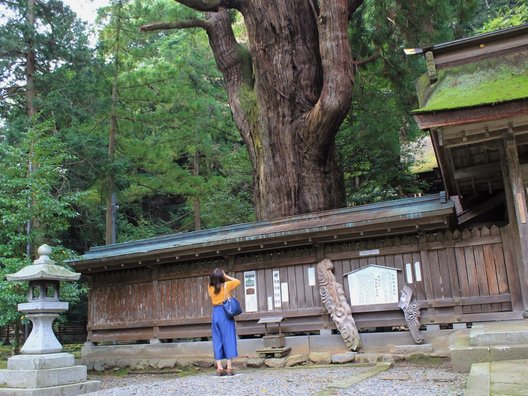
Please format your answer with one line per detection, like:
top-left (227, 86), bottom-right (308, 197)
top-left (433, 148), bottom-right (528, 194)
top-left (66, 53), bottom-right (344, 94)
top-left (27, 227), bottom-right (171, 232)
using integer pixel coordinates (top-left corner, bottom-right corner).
top-left (328, 362), bottom-right (391, 389)
top-left (7, 353), bottom-right (74, 370)
top-left (331, 352), bottom-right (356, 364)
top-left (285, 354), bottom-right (307, 367)
top-left (264, 358), bottom-right (285, 368)
top-left (0, 380), bottom-right (100, 396)
top-left (392, 344), bottom-right (433, 355)
top-left (490, 344), bottom-right (528, 361)
top-left (491, 382), bottom-right (528, 395)
top-left (470, 321), bottom-right (528, 346)
top-left (80, 330), bottom-right (458, 370)
top-left (308, 352), bottom-right (331, 365)
top-left (0, 366), bottom-right (87, 389)
top-left (450, 344), bottom-right (490, 373)
top-left (426, 325), bottom-right (440, 331)
top-left (464, 362), bottom-right (491, 396)
top-left (490, 360), bottom-right (528, 385)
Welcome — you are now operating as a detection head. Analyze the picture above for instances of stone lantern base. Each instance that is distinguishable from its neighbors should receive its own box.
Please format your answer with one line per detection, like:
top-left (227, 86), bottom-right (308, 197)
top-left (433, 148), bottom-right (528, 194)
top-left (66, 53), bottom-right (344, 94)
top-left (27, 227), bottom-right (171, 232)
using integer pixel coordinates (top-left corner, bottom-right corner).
top-left (0, 352), bottom-right (100, 395)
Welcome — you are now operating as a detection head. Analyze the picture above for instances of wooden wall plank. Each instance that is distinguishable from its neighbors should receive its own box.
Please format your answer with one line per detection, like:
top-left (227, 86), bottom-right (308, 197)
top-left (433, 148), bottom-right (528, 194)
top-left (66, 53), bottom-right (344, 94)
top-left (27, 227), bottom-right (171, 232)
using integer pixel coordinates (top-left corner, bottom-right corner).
top-left (464, 246), bottom-right (481, 312)
top-left (499, 226), bottom-right (524, 311)
top-left (428, 250), bottom-right (443, 299)
top-left (419, 250), bottom-right (434, 319)
top-left (474, 245), bottom-right (491, 312)
top-left (287, 265), bottom-right (298, 310)
top-left (437, 248), bottom-right (452, 298)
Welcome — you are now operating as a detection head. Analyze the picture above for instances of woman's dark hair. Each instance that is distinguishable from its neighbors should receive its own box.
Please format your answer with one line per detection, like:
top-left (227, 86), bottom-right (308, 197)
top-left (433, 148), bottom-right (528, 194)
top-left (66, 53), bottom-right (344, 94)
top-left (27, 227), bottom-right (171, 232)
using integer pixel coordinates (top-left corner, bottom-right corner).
top-left (209, 268), bottom-right (225, 295)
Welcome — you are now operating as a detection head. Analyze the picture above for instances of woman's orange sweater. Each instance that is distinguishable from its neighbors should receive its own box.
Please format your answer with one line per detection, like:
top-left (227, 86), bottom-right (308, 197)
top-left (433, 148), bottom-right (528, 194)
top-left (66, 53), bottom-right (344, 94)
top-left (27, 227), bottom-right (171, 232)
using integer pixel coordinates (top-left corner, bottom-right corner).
top-left (208, 278), bottom-right (241, 306)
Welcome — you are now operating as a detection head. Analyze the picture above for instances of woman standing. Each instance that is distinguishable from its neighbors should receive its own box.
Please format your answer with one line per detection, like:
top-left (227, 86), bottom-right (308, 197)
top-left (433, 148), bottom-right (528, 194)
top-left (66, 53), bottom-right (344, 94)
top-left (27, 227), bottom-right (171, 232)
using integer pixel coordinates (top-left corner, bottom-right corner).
top-left (208, 268), bottom-right (241, 376)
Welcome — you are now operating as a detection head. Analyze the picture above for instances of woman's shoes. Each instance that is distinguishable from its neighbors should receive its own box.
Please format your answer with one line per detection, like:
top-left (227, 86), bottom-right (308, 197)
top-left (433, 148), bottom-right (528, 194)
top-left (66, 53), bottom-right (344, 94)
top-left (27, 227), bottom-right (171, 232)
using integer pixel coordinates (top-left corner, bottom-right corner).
top-left (216, 367), bottom-right (234, 376)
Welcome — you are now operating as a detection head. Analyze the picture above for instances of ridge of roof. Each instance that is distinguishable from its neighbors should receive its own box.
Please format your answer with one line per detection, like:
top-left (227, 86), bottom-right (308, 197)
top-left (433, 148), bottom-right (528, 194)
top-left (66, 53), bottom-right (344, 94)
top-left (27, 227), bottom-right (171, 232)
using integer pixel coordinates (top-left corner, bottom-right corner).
top-left (72, 193), bottom-right (453, 265)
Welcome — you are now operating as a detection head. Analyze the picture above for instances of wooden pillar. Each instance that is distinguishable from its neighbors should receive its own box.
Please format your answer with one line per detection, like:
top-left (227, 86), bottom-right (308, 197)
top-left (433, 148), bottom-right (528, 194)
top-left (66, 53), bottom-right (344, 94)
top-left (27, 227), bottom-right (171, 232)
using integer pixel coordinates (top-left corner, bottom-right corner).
top-left (501, 130), bottom-right (528, 314)
top-left (85, 275), bottom-right (94, 342)
top-left (151, 266), bottom-right (160, 342)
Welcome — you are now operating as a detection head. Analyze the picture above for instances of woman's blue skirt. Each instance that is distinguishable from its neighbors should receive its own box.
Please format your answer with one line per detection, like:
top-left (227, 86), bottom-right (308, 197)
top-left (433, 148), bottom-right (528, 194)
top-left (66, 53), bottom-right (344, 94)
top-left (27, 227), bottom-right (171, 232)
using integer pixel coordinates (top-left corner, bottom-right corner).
top-left (212, 305), bottom-right (238, 360)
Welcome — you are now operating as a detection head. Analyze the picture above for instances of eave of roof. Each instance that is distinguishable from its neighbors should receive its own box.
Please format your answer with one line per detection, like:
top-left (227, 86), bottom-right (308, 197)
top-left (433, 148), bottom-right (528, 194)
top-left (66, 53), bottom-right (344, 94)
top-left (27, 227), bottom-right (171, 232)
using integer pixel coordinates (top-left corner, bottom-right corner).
top-left (414, 50), bottom-right (528, 114)
top-left (421, 23), bottom-right (528, 56)
top-left (70, 193), bottom-right (454, 270)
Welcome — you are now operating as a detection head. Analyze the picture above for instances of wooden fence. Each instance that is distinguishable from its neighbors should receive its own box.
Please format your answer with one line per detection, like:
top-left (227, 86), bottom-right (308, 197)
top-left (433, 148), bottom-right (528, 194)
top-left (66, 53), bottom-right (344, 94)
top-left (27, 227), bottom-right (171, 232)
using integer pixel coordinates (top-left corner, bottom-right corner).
top-left (86, 226), bottom-right (524, 343)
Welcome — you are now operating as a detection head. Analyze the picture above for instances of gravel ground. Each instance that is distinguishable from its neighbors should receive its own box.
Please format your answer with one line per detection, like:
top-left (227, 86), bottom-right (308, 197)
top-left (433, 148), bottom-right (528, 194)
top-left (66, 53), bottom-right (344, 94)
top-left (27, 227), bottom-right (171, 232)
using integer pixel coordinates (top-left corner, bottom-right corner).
top-left (86, 362), bottom-right (467, 396)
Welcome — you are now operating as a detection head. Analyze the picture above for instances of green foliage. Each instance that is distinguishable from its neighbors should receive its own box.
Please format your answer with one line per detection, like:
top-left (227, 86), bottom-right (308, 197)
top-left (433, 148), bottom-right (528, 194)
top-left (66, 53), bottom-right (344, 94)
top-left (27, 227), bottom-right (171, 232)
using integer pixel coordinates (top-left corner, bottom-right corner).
top-left (337, 0), bottom-right (509, 204)
top-left (479, 3), bottom-right (528, 32)
top-left (0, 345), bottom-right (10, 367)
top-left (92, 0), bottom-right (253, 239)
top-left (0, 0), bottom-right (518, 260)
top-left (0, 120), bottom-right (86, 327)
top-left (200, 146), bottom-right (255, 228)
top-left (0, 0), bottom-right (91, 126)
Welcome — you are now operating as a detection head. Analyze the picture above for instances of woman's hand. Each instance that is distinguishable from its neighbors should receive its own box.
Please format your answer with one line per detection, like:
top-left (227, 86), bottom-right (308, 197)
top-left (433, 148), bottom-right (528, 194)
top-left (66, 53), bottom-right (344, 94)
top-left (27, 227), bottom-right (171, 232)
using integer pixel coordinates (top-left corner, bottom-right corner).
top-left (223, 270), bottom-right (235, 281)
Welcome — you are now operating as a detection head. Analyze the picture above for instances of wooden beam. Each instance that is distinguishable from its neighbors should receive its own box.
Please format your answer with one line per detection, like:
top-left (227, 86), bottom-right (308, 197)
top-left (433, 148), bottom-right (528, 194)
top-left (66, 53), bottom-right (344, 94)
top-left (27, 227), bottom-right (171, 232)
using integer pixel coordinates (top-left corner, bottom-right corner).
top-left (445, 147), bottom-right (461, 197)
top-left (458, 193), bottom-right (505, 224)
top-left (453, 162), bottom-right (501, 180)
top-left (500, 129), bottom-right (528, 313)
top-left (413, 100), bottom-right (528, 130)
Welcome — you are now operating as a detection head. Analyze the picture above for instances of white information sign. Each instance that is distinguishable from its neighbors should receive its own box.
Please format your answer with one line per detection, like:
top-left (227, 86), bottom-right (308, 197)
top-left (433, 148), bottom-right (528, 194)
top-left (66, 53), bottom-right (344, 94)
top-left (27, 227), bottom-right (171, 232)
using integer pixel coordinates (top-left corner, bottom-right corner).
top-left (405, 263), bottom-right (413, 284)
top-left (243, 271), bottom-right (257, 312)
top-left (273, 270), bottom-right (281, 308)
top-left (281, 282), bottom-right (289, 302)
top-left (307, 267), bottom-right (316, 286)
top-left (359, 249), bottom-right (380, 257)
top-left (345, 265), bottom-right (400, 306)
top-left (267, 296), bottom-right (273, 311)
top-left (414, 262), bottom-right (422, 282)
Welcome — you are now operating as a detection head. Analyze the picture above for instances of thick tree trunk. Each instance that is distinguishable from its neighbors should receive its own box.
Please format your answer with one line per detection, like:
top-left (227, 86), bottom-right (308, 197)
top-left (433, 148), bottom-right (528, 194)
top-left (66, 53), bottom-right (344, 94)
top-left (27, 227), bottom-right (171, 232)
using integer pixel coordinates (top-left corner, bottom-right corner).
top-left (239, 2), bottom-right (348, 219)
top-left (164, 0), bottom-right (355, 220)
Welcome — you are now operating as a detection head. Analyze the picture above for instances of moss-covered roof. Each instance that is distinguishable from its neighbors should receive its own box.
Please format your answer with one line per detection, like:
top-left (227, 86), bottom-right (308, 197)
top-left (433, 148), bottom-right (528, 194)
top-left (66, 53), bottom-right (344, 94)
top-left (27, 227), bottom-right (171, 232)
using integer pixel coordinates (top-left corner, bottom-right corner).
top-left (414, 50), bottom-right (528, 113)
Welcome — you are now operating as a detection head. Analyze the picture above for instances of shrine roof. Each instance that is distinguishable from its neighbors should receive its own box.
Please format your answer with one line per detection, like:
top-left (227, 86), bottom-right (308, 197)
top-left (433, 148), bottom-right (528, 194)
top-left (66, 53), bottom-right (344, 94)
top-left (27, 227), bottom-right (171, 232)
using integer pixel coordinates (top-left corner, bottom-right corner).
top-left (70, 193), bottom-right (454, 271)
top-left (414, 51), bottom-right (528, 113)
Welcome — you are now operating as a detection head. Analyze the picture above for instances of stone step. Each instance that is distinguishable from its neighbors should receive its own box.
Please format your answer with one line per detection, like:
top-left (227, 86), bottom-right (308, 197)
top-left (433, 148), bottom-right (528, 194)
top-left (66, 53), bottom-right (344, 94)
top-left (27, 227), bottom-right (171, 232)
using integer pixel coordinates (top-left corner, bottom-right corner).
top-left (450, 325), bottom-right (528, 372)
top-left (0, 380), bottom-right (100, 396)
top-left (469, 320), bottom-right (528, 346)
top-left (464, 359), bottom-right (528, 396)
top-left (0, 365), bottom-right (87, 389)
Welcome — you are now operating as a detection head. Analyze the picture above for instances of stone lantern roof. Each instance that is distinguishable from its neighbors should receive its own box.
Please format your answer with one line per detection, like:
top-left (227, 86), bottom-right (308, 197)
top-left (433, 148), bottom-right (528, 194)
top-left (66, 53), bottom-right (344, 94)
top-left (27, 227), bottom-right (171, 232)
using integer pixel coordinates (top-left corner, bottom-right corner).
top-left (6, 244), bottom-right (80, 282)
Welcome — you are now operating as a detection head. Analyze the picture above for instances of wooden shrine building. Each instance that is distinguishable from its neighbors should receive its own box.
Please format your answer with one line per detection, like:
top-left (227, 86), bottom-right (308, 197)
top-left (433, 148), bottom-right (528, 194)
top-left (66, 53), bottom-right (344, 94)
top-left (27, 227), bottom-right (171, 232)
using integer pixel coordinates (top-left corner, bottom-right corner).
top-left (70, 24), bottom-right (528, 346)
top-left (410, 23), bottom-right (528, 316)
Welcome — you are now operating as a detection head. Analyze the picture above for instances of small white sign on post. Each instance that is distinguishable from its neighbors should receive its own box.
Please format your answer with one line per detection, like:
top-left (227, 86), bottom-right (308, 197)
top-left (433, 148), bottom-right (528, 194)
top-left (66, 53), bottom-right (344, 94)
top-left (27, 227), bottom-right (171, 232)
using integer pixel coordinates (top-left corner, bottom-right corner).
top-left (281, 282), bottom-right (289, 302)
top-left (307, 267), bottom-right (316, 286)
top-left (243, 271), bottom-right (257, 312)
top-left (344, 265), bottom-right (401, 306)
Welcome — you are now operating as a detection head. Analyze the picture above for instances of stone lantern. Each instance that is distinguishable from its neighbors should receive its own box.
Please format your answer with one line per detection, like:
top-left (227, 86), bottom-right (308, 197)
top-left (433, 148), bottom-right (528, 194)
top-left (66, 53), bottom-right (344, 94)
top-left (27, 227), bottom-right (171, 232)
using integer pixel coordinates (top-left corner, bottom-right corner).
top-left (0, 244), bottom-right (100, 395)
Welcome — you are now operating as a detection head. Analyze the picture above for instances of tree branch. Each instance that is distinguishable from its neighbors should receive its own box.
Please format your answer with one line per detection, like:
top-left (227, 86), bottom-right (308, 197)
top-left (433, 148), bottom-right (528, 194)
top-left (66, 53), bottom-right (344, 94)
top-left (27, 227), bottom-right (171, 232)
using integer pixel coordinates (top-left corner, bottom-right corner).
top-left (348, 0), bottom-right (364, 19)
top-left (140, 19), bottom-right (207, 32)
top-left (308, 0), bottom-right (353, 149)
top-left (175, 0), bottom-right (242, 12)
top-left (352, 50), bottom-right (380, 66)
top-left (202, 9), bottom-right (254, 156)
